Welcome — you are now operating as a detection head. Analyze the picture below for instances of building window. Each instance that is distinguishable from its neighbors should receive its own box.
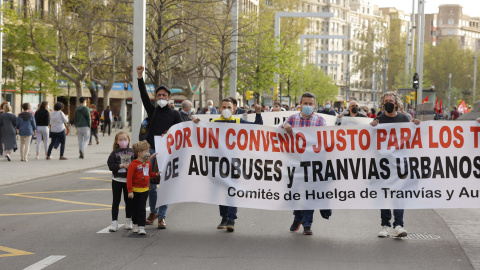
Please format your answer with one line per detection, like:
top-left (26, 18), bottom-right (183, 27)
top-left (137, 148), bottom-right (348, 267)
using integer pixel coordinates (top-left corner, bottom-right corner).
top-left (439, 19), bottom-right (443, 25)
top-left (448, 30), bottom-right (454, 35)
top-left (448, 19), bottom-right (454, 25)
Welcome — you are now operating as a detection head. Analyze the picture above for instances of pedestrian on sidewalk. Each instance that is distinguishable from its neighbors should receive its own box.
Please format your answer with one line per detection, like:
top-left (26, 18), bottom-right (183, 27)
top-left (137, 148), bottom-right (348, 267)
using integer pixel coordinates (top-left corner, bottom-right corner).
top-left (136, 65), bottom-right (183, 230)
top-left (47, 102), bottom-right (69, 160)
top-left (206, 98), bottom-right (263, 232)
top-left (101, 106), bottom-right (112, 136)
top-left (127, 140), bottom-right (160, 236)
top-left (281, 92), bottom-right (332, 236)
top-left (34, 101), bottom-right (50, 159)
top-left (0, 104), bottom-right (17, 161)
top-left (16, 103), bottom-right (37, 162)
top-left (74, 97), bottom-right (91, 159)
top-left (89, 104), bottom-right (100, 145)
top-left (0, 101), bottom-right (8, 157)
top-left (370, 92), bottom-right (421, 238)
top-left (107, 131), bottom-right (135, 232)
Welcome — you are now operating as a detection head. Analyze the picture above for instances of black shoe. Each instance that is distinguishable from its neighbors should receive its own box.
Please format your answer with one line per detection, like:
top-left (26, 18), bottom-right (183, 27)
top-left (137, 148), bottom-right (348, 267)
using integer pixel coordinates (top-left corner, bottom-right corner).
top-left (79, 150), bottom-right (84, 159)
top-left (303, 226), bottom-right (313, 235)
top-left (217, 217), bottom-right (228, 229)
top-left (290, 220), bottom-right (302, 232)
top-left (226, 220), bottom-right (235, 232)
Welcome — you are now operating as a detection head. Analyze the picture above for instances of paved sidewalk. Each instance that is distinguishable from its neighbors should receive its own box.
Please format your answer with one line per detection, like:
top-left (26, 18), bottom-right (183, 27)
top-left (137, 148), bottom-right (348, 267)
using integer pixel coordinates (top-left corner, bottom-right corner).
top-left (0, 127), bottom-right (479, 269)
top-left (0, 127), bottom-right (128, 186)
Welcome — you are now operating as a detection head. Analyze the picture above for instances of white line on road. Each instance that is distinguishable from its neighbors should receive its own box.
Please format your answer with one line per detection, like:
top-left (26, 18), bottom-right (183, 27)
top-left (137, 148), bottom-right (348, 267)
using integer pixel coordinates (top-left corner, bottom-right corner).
top-left (97, 224), bottom-right (125, 233)
top-left (23, 255), bottom-right (66, 270)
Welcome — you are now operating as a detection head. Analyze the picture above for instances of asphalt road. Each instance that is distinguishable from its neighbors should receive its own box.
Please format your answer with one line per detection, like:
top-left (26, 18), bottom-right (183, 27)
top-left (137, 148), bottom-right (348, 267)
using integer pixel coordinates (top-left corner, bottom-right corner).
top-left (0, 168), bottom-right (474, 270)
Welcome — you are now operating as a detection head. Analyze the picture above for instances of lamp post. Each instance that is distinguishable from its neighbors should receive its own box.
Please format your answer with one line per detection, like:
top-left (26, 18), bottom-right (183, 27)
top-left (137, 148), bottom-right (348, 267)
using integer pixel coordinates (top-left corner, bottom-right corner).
top-left (474, 39), bottom-right (478, 103)
top-left (383, 48), bottom-right (388, 93)
top-left (448, 73), bottom-right (452, 110)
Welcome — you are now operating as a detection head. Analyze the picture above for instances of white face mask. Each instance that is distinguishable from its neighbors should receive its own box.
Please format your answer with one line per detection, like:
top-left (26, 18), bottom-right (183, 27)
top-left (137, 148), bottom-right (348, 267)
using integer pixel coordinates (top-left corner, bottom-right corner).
top-left (157, 99), bottom-right (168, 108)
top-left (222, 109), bottom-right (232, 119)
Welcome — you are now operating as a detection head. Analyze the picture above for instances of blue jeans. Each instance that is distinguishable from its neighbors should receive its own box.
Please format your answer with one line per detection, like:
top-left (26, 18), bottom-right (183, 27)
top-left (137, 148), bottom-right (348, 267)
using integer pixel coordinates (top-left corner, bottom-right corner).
top-left (380, 209), bottom-right (404, 227)
top-left (219, 205), bottom-right (237, 221)
top-left (148, 183), bottom-right (168, 218)
top-left (293, 210), bottom-right (314, 227)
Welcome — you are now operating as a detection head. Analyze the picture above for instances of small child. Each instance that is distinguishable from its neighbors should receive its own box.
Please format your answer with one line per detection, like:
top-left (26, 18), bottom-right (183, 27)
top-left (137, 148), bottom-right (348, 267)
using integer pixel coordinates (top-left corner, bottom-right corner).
top-left (107, 131), bottom-right (135, 232)
top-left (128, 140), bottom-right (160, 235)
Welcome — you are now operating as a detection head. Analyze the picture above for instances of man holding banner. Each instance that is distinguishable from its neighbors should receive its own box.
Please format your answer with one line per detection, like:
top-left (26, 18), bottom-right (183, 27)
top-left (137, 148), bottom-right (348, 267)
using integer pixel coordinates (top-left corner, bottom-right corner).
top-left (281, 92), bottom-right (330, 236)
top-left (371, 92), bottom-right (421, 238)
top-left (210, 98), bottom-right (263, 232)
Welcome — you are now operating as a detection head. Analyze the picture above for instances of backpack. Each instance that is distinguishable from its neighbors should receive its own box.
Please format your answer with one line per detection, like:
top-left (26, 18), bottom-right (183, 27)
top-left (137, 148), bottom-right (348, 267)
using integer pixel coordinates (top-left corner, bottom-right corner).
top-left (138, 108), bottom-right (158, 141)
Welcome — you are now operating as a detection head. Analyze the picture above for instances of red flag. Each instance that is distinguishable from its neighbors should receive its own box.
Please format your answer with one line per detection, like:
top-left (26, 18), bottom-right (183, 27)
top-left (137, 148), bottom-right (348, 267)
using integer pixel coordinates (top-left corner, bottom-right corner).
top-left (439, 99), bottom-right (443, 113)
top-left (458, 100), bottom-right (469, 114)
top-left (434, 97), bottom-right (439, 113)
top-left (422, 95), bottom-right (429, 103)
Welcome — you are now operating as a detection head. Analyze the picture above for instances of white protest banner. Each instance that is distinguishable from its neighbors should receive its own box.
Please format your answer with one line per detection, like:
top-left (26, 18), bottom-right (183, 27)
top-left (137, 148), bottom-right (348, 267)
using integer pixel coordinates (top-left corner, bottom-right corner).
top-left (194, 111), bottom-right (338, 127)
top-left (155, 120), bottom-right (480, 210)
top-left (338, 116), bottom-right (374, 126)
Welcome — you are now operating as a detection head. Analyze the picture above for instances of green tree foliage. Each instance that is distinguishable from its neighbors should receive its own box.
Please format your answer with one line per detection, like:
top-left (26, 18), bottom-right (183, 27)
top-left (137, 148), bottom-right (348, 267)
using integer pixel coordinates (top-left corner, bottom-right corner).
top-left (300, 64), bottom-right (337, 104)
top-left (423, 38), bottom-right (475, 104)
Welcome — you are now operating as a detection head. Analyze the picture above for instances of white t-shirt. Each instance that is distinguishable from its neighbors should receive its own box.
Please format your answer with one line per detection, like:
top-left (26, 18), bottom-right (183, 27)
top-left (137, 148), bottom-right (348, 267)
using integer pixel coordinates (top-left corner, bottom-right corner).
top-left (50, 110), bottom-right (69, 133)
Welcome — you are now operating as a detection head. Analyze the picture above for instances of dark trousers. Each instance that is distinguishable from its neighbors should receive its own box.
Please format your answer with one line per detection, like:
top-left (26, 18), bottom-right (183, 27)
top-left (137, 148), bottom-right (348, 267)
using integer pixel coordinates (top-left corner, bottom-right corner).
top-left (380, 209), bottom-right (404, 227)
top-left (47, 130), bottom-right (66, 157)
top-left (89, 128), bottom-right (98, 143)
top-left (219, 205), bottom-right (237, 221)
top-left (131, 191), bottom-right (148, 226)
top-left (293, 210), bottom-right (314, 227)
top-left (103, 121), bottom-right (111, 136)
top-left (111, 181), bottom-right (131, 221)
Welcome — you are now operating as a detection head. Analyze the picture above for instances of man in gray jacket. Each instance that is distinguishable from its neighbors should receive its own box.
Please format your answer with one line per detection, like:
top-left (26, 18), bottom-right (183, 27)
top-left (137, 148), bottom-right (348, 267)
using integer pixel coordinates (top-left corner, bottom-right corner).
top-left (74, 97), bottom-right (91, 159)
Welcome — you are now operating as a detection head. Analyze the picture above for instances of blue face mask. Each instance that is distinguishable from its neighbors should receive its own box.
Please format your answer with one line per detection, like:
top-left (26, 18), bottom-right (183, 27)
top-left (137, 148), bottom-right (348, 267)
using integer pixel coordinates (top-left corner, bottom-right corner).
top-left (325, 104), bottom-right (331, 109)
top-left (302, 105), bottom-right (314, 115)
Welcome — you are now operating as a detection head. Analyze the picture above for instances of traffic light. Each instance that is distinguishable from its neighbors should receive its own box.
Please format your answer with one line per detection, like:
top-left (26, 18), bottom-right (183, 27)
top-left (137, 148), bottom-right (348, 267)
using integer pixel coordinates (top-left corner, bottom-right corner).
top-left (246, 91), bottom-right (254, 101)
top-left (405, 96), bottom-right (411, 103)
top-left (413, 73), bottom-right (419, 89)
top-left (410, 91), bottom-right (416, 102)
top-left (274, 85), bottom-right (278, 98)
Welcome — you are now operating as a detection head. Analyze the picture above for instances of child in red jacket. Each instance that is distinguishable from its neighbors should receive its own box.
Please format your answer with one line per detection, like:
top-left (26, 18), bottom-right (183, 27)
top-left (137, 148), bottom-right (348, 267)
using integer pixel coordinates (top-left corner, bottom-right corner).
top-left (127, 140), bottom-right (159, 235)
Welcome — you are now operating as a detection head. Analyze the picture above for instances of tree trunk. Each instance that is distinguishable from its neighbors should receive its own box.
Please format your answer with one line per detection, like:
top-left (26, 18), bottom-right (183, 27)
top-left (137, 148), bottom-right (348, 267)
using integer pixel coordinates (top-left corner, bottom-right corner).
top-left (75, 80), bottom-right (83, 106)
top-left (103, 87), bottom-right (111, 109)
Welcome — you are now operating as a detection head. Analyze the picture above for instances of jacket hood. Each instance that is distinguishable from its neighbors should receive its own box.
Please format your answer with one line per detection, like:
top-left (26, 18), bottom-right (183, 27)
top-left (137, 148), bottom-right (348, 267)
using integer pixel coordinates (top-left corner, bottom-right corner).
top-left (19, 112), bottom-right (33, 121)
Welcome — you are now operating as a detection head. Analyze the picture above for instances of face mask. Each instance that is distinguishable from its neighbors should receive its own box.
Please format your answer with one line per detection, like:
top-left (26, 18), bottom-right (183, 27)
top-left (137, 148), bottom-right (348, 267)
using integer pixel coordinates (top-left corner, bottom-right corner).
top-left (157, 99), bottom-right (168, 108)
top-left (302, 105), bottom-right (314, 116)
top-left (384, 102), bottom-right (395, 113)
top-left (47, 105), bottom-right (50, 110)
top-left (118, 141), bottom-right (129, 149)
top-left (350, 107), bottom-right (359, 114)
top-left (208, 105), bottom-right (213, 109)
top-left (90, 108), bottom-right (93, 112)
top-left (325, 104), bottom-right (331, 109)
top-left (222, 109), bottom-right (232, 119)
top-left (190, 108), bottom-right (194, 113)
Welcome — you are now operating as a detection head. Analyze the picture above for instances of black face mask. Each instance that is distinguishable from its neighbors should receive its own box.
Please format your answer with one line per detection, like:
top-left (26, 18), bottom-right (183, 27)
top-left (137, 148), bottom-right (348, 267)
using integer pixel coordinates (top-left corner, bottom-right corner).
top-left (350, 107), bottom-right (359, 114)
top-left (384, 102), bottom-right (395, 113)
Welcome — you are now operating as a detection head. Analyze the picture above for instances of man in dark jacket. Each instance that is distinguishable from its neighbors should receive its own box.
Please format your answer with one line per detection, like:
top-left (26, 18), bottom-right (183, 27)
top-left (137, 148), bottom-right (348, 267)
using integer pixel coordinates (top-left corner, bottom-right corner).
top-left (209, 98), bottom-right (263, 232)
top-left (228, 97), bottom-right (247, 115)
top-left (180, 100), bottom-right (193, 122)
top-left (318, 100), bottom-right (337, 116)
top-left (136, 65), bottom-right (183, 230)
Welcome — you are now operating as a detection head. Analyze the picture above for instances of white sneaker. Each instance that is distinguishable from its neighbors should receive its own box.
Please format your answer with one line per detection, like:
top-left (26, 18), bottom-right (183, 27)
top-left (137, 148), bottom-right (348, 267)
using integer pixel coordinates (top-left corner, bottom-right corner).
top-left (394, 226), bottom-right (407, 237)
top-left (132, 224), bottom-right (138, 233)
top-left (138, 226), bottom-right (146, 235)
top-left (108, 220), bottom-right (118, 232)
top-left (6, 154), bottom-right (11, 161)
top-left (378, 226), bottom-right (390, 237)
top-left (35, 154), bottom-right (39, 160)
top-left (125, 218), bottom-right (133, 230)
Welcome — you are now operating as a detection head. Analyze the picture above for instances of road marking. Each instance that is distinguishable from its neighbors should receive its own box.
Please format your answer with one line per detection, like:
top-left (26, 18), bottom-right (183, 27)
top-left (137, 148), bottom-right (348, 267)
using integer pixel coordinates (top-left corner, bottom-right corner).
top-left (97, 224), bottom-right (125, 233)
top-left (80, 177), bottom-right (111, 182)
top-left (0, 208), bottom-right (111, 217)
top-left (23, 255), bottom-right (65, 270)
top-left (85, 170), bottom-right (111, 174)
top-left (1, 189), bottom-right (120, 216)
top-left (0, 246), bottom-right (34, 258)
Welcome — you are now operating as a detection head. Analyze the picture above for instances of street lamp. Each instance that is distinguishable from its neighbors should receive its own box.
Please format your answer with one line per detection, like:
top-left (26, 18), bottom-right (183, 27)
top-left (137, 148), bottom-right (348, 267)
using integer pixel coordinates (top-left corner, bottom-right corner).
top-left (448, 73), bottom-right (452, 110)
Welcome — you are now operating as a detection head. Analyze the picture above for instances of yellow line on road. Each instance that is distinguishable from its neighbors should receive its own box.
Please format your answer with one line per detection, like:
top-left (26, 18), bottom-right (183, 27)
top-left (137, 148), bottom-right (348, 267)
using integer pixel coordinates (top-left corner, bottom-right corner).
top-left (0, 208), bottom-right (113, 217)
top-left (4, 189), bottom-right (110, 195)
top-left (6, 194), bottom-right (112, 207)
top-left (80, 177), bottom-right (111, 182)
top-left (0, 246), bottom-right (34, 257)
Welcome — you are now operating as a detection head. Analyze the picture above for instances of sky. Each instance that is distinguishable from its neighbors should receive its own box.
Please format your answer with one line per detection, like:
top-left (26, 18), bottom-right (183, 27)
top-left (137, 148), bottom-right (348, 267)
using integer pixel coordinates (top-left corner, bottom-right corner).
top-left (370, 0), bottom-right (480, 16)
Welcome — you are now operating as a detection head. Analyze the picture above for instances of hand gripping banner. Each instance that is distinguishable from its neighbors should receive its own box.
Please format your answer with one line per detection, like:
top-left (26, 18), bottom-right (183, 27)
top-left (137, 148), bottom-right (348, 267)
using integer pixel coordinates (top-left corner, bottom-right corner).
top-left (155, 120), bottom-right (480, 210)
